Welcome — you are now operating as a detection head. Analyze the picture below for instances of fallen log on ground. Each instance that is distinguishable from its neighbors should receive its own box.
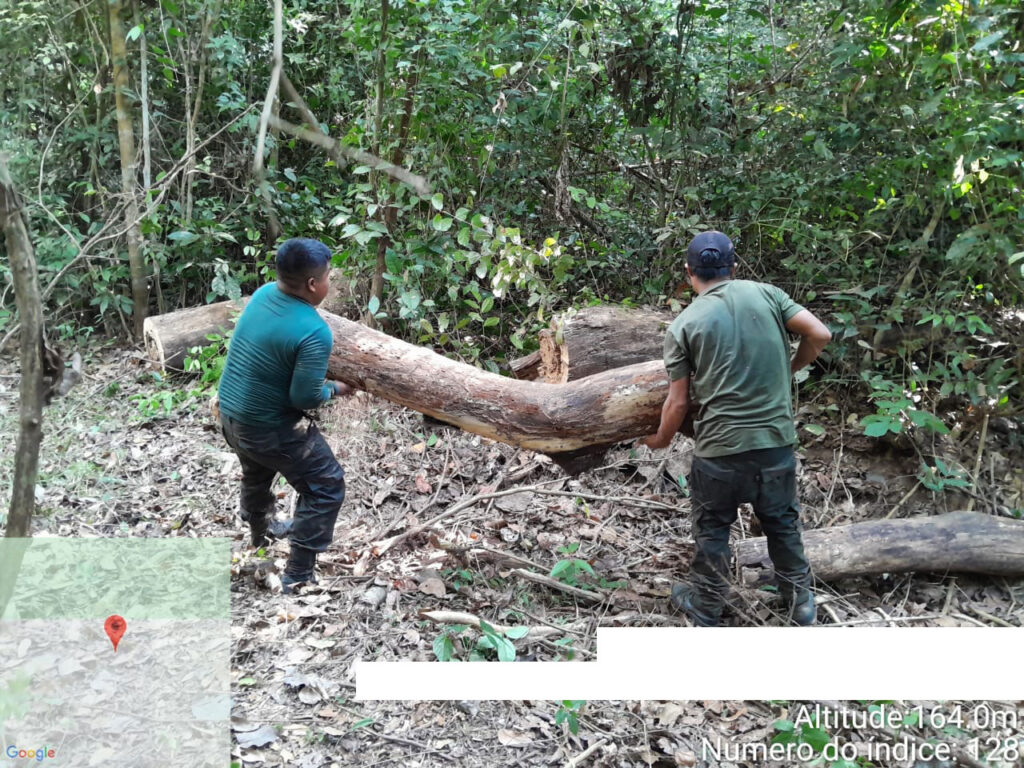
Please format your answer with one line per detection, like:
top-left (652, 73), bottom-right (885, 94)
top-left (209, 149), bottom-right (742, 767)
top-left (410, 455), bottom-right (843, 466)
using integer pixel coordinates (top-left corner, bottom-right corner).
top-left (143, 298), bottom-right (247, 371)
top-left (510, 305), bottom-right (674, 382)
top-left (736, 511), bottom-right (1024, 585)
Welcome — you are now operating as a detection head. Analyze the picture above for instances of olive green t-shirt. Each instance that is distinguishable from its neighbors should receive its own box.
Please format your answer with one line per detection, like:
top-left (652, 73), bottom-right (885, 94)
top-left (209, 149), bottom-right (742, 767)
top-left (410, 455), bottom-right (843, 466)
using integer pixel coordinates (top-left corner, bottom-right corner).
top-left (663, 279), bottom-right (804, 457)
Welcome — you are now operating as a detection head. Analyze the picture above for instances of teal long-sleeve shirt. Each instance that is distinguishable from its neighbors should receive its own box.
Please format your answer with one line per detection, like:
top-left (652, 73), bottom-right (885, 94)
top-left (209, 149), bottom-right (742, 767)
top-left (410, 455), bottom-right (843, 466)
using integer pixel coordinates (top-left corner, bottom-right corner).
top-left (217, 283), bottom-right (334, 427)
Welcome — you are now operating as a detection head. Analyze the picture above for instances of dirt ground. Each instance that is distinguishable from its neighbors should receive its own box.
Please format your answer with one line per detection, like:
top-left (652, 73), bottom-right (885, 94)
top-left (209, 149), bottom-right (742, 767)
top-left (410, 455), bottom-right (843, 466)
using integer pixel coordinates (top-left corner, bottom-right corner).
top-left (2, 343), bottom-right (1022, 767)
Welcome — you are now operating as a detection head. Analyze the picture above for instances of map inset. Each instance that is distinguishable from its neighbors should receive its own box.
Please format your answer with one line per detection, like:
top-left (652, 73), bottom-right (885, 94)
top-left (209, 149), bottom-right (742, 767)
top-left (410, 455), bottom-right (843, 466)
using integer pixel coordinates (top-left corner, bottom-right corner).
top-left (0, 539), bottom-right (230, 767)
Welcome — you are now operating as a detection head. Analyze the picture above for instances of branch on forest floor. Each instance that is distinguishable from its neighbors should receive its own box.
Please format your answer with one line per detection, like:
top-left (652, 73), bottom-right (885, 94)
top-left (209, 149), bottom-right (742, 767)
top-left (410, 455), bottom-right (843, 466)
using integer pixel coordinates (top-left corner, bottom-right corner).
top-left (419, 610), bottom-right (576, 641)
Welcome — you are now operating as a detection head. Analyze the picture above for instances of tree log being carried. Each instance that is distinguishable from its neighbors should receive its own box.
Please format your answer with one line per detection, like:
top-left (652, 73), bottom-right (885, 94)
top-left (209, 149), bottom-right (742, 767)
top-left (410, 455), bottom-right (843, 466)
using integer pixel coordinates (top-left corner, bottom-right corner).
top-left (320, 313), bottom-right (667, 471)
top-left (146, 301), bottom-right (1024, 581)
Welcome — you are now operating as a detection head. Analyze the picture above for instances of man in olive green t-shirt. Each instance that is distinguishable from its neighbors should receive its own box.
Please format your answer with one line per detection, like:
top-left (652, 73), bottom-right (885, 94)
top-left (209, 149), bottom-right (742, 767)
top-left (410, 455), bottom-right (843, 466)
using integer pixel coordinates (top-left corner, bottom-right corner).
top-left (641, 231), bottom-right (831, 626)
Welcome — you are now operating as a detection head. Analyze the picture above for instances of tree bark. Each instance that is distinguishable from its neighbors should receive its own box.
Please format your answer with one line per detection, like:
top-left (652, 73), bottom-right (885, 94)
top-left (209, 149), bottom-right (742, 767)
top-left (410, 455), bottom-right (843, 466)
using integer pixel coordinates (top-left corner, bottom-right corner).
top-left (509, 349), bottom-right (542, 380)
top-left (1, 155), bottom-right (43, 540)
top-left (320, 313), bottom-right (667, 469)
top-left (108, 0), bottom-right (148, 338)
top-left (530, 305), bottom-right (675, 383)
top-left (736, 511), bottom-right (1024, 585)
top-left (252, 0), bottom-right (283, 241)
top-left (143, 298), bottom-right (247, 371)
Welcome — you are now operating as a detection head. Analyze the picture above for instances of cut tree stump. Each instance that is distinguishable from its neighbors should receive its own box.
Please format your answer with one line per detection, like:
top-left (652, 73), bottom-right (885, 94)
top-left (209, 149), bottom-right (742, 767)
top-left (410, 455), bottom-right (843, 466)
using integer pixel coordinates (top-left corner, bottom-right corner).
top-left (510, 305), bottom-right (675, 382)
top-left (736, 511), bottom-right (1024, 585)
top-left (143, 298), bottom-right (247, 371)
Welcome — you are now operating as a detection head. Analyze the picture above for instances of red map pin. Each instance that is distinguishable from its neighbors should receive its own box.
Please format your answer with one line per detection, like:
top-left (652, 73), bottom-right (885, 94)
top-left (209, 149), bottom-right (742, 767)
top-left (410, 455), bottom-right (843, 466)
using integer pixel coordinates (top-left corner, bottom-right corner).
top-left (104, 615), bottom-right (127, 652)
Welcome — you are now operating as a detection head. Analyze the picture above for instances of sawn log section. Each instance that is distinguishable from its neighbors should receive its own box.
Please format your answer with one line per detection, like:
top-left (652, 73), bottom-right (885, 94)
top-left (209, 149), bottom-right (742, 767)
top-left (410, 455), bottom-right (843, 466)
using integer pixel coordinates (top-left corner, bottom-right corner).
top-left (321, 313), bottom-right (668, 459)
top-left (736, 511), bottom-right (1024, 584)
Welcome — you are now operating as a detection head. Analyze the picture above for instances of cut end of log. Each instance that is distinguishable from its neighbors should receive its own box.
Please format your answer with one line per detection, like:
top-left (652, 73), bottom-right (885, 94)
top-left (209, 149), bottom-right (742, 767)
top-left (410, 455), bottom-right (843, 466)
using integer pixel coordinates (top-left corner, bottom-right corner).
top-left (142, 316), bottom-right (165, 371)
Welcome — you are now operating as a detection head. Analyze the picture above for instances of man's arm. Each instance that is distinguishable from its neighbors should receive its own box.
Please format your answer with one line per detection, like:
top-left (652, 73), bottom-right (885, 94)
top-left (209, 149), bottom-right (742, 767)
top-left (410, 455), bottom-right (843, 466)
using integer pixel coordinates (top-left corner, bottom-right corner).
top-left (640, 376), bottom-right (690, 450)
top-left (289, 331), bottom-right (334, 410)
top-left (786, 309), bottom-right (832, 373)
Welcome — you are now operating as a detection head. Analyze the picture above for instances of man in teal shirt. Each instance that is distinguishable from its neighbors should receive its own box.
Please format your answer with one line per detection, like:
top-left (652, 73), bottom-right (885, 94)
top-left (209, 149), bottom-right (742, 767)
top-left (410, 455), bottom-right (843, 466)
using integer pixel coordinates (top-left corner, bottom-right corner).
top-left (219, 238), bottom-right (353, 593)
top-left (642, 231), bottom-right (831, 625)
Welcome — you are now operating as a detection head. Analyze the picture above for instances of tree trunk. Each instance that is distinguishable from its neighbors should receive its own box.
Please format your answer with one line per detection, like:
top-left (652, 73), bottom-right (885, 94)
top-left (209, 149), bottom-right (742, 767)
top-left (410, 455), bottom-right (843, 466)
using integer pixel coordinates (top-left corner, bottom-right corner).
top-left (533, 305), bottom-right (675, 382)
top-left (365, 0), bottom-right (391, 329)
top-left (252, 0), bottom-right (283, 241)
top-left (108, 0), bottom-right (148, 338)
top-left (736, 511), bottom-right (1024, 585)
top-left (0, 155), bottom-right (43, 540)
top-left (320, 313), bottom-right (668, 471)
top-left (143, 298), bottom-right (248, 371)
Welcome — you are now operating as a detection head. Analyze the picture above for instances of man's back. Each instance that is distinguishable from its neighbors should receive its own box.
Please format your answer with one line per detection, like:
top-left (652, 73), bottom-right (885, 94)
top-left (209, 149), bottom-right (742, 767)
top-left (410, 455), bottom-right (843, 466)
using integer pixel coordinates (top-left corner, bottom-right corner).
top-left (218, 283), bottom-right (333, 427)
top-left (665, 279), bottom-right (803, 457)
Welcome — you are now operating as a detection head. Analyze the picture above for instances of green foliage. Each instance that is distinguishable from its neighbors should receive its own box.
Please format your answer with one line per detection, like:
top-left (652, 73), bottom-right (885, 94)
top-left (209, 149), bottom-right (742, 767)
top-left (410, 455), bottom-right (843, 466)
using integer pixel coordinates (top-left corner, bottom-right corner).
top-left (555, 700), bottom-right (586, 735)
top-left (550, 543), bottom-right (595, 588)
top-left (431, 620), bottom-right (527, 662)
top-left (772, 717), bottom-right (831, 753)
top-left (130, 387), bottom-right (194, 420)
top-left (0, 0), bottom-right (1019, 420)
top-left (183, 331), bottom-right (231, 389)
top-left (917, 457), bottom-right (971, 493)
top-left (859, 374), bottom-right (950, 438)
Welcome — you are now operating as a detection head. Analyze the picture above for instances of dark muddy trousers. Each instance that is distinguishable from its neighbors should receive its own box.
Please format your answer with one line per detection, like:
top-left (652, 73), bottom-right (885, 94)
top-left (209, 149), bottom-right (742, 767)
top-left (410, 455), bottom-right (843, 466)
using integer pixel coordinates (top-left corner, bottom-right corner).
top-left (220, 414), bottom-right (345, 553)
top-left (687, 445), bottom-right (811, 616)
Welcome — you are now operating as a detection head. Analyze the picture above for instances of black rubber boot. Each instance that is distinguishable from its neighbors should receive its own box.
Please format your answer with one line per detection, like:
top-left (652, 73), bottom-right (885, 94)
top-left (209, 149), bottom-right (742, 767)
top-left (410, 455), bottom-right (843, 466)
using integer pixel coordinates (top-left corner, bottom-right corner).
top-left (669, 583), bottom-right (721, 627)
top-left (282, 546), bottom-right (318, 594)
top-left (248, 516), bottom-right (294, 549)
top-left (778, 572), bottom-right (816, 626)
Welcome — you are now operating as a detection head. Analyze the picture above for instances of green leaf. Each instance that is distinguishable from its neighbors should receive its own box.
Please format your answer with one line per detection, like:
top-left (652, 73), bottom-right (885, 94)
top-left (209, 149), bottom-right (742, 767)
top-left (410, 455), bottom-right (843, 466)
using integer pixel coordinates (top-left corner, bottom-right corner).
top-left (494, 636), bottom-right (516, 662)
top-left (432, 214), bottom-right (453, 232)
top-left (238, 677), bottom-right (257, 686)
top-left (504, 626), bottom-right (529, 639)
top-left (367, 296), bottom-right (380, 316)
top-left (550, 560), bottom-right (573, 580)
top-left (971, 31), bottom-right (1005, 52)
top-left (430, 192), bottom-right (444, 210)
top-left (126, 24), bottom-right (144, 42)
top-left (350, 718), bottom-right (375, 730)
top-left (490, 64), bottom-right (507, 78)
top-left (432, 633), bottom-right (454, 661)
top-left (801, 725), bottom-right (830, 752)
top-left (168, 231), bottom-right (199, 246)
top-left (283, 167), bottom-right (297, 182)
top-left (803, 424), bottom-right (826, 436)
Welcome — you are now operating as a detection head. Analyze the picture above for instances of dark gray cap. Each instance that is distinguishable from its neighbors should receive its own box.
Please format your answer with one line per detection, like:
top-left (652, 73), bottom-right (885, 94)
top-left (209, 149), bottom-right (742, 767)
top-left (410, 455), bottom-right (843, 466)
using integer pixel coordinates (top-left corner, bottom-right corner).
top-left (686, 231), bottom-right (735, 269)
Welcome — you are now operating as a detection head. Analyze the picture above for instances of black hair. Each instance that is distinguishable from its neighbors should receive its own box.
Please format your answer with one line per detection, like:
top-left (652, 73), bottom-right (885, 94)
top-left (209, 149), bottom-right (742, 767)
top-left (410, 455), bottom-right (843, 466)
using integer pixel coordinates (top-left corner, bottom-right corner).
top-left (276, 238), bottom-right (331, 286)
top-left (685, 231), bottom-right (736, 282)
